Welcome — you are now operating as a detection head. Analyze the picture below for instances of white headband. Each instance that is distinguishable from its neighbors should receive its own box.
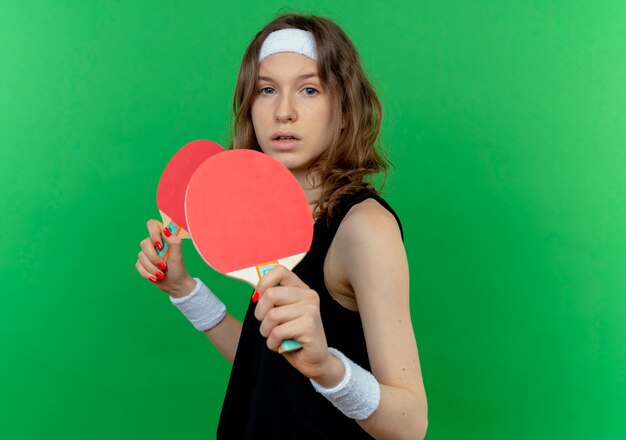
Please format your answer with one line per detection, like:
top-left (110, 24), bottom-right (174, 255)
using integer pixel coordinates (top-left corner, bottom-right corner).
top-left (258, 28), bottom-right (318, 62)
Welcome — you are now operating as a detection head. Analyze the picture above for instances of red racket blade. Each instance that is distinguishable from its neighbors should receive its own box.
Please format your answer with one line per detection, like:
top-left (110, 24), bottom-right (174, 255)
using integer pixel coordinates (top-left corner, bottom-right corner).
top-left (185, 149), bottom-right (313, 352)
top-left (156, 139), bottom-right (224, 258)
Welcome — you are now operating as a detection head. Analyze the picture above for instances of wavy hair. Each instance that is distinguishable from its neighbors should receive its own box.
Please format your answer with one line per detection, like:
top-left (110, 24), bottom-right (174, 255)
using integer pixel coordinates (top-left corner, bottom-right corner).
top-left (230, 13), bottom-right (389, 222)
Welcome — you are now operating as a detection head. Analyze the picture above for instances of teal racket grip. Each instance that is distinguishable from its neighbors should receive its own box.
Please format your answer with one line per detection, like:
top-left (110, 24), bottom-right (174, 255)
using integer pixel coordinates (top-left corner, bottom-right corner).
top-left (279, 338), bottom-right (302, 353)
top-left (156, 222), bottom-right (180, 258)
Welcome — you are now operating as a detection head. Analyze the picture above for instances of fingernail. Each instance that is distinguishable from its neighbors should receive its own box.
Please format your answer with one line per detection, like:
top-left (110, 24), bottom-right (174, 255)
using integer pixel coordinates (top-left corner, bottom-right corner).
top-left (156, 272), bottom-right (165, 280)
top-left (251, 291), bottom-right (259, 303)
top-left (157, 261), bottom-right (167, 271)
top-left (155, 241), bottom-right (163, 251)
top-left (149, 276), bottom-right (158, 283)
top-left (163, 228), bottom-right (172, 237)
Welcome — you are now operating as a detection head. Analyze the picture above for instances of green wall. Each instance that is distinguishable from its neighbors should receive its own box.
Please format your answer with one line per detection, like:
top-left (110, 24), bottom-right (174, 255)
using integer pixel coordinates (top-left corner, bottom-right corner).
top-left (2, 1), bottom-right (624, 438)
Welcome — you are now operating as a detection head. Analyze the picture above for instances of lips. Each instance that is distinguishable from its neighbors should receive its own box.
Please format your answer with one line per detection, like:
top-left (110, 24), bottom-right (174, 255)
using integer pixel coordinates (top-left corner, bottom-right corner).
top-left (269, 131), bottom-right (301, 151)
top-left (271, 131), bottom-right (301, 141)
top-left (270, 131), bottom-right (301, 152)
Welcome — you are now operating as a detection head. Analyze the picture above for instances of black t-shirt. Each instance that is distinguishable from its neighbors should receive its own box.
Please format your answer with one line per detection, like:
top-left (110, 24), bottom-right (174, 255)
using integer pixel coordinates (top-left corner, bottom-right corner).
top-left (218, 190), bottom-right (403, 439)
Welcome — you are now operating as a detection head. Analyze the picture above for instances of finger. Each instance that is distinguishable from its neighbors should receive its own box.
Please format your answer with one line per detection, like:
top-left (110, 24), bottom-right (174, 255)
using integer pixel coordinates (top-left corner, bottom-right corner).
top-left (256, 265), bottom-right (309, 294)
top-left (135, 259), bottom-right (159, 284)
top-left (254, 286), bottom-right (299, 320)
top-left (137, 250), bottom-right (164, 276)
top-left (146, 219), bottom-right (165, 252)
top-left (254, 286), bottom-right (319, 321)
top-left (258, 302), bottom-right (308, 338)
top-left (140, 237), bottom-right (165, 266)
top-left (265, 315), bottom-right (315, 352)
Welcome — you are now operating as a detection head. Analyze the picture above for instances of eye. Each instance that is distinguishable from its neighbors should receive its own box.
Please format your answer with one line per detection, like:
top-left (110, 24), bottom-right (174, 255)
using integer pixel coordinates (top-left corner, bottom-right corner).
top-left (303, 87), bottom-right (319, 96)
top-left (260, 87), bottom-right (276, 95)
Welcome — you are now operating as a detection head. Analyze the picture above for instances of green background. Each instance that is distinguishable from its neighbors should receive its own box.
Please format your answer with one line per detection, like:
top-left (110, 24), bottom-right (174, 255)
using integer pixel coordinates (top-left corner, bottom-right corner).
top-left (1, 1), bottom-right (624, 438)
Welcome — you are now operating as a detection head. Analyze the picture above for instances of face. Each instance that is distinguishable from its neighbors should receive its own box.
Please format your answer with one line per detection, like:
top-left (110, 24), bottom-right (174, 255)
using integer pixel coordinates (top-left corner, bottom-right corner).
top-left (251, 52), bottom-right (335, 180)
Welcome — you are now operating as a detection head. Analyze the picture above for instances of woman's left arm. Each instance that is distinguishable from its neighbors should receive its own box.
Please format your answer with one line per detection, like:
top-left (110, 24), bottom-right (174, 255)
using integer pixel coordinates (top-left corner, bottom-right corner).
top-left (333, 199), bottom-right (428, 440)
top-left (254, 200), bottom-right (428, 439)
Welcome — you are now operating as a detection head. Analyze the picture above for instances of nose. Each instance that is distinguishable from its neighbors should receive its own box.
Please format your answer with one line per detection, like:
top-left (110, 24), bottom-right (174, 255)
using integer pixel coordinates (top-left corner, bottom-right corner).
top-left (274, 93), bottom-right (297, 123)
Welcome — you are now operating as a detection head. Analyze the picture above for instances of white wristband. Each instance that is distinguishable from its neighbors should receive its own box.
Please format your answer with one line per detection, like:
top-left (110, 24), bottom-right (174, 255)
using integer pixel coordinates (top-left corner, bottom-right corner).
top-left (169, 278), bottom-right (226, 331)
top-left (310, 347), bottom-right (381, 420)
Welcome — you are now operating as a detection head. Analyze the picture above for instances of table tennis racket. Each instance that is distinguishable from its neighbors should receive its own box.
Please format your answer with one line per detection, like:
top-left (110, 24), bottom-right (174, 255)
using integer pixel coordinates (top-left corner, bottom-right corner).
top-left (156, 139), bottom-right (224, 259)
top-left (185, 149), bottom-right (313, 353)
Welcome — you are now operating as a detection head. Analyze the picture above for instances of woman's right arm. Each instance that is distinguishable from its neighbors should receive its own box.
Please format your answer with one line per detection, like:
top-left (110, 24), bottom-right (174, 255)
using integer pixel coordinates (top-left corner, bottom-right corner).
top-left (135, 219), bottom-right (242, 363)
top-left (200, 314), bottom-right (242, 363)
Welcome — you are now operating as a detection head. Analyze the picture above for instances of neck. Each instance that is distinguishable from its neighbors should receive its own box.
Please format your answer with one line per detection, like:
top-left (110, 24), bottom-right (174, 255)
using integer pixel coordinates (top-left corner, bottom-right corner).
top-left (292, 169), bottom-right (322, 216)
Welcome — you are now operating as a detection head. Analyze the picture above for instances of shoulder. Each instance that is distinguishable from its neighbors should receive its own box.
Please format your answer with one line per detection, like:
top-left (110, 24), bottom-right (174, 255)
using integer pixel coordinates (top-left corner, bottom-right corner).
top-left (326, 196), bottom-right (407, 299)
top-left (336, 197), bottom-right (403, 249)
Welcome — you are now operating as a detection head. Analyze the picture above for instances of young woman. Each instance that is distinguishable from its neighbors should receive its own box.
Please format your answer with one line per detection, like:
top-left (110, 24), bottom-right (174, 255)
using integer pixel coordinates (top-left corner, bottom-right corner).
top-left (136, 14), bottom-right (428, 439)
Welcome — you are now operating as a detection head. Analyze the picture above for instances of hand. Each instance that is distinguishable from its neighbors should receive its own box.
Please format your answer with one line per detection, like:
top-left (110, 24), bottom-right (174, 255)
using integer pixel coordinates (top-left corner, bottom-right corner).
top-left (254, 266), bottom-right (344, 385)
top-left (135, 219), bottom-right (196, 298)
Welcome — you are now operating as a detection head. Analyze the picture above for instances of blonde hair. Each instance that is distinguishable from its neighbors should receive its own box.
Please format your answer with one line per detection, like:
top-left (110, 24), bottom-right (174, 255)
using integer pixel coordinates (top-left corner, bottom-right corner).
top-left (231, 13), bottom-right (389, 222)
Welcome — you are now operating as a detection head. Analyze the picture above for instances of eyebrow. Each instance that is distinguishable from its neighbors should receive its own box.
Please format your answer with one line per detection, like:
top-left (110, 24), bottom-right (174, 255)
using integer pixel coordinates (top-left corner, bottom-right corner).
top-left (257, 72), bottom-right (319, 82)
